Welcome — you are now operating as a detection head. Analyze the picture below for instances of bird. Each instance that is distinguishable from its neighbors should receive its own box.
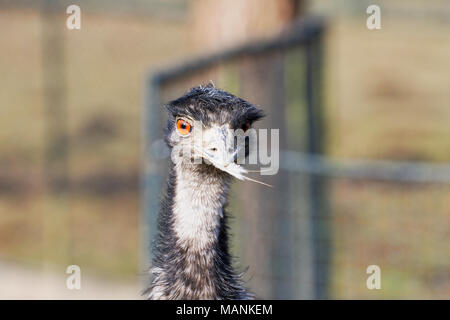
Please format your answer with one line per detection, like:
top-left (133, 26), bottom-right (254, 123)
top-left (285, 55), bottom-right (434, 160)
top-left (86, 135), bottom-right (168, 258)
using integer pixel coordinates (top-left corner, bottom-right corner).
top-left (146, 84), bottom-right (265, 300)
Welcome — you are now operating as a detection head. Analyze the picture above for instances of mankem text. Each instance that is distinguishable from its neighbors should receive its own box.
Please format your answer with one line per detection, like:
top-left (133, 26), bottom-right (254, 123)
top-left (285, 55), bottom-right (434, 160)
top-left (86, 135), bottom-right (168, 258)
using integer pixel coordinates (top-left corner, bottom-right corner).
top-left (221, 304), bottom-right (272, 315)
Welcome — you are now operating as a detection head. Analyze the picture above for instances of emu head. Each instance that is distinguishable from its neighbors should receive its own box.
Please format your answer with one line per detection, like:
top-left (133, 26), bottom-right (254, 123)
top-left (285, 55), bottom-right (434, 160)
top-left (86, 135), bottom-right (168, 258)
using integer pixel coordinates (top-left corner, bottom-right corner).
top-left (164, 84), bottom-right (264, 179)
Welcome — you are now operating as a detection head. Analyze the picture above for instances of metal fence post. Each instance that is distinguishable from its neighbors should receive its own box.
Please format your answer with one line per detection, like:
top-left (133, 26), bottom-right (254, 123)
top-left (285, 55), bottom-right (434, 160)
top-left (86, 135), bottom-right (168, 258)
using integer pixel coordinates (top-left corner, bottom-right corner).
top-left (141, 75), bottom-right (164, 285)
top-left (305, 27), bottom-right (330, 300)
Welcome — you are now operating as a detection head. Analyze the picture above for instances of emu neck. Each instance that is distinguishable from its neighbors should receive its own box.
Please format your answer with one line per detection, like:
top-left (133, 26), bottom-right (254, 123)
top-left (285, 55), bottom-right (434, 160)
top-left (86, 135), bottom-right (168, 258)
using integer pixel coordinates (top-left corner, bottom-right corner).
top-left (149, 160), bottom-right (251, 299)
top-left (172, 161), bottom-right (230, 250)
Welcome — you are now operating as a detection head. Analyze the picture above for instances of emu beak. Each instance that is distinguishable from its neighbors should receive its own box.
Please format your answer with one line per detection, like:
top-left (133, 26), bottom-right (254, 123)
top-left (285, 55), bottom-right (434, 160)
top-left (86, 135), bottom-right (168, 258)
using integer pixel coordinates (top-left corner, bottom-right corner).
top-left (202, 126), bottom-right (238, 168)
top-left (193, 124), bottom-right (271, 187)
top-left (189, 124), bottom-right (251, 180)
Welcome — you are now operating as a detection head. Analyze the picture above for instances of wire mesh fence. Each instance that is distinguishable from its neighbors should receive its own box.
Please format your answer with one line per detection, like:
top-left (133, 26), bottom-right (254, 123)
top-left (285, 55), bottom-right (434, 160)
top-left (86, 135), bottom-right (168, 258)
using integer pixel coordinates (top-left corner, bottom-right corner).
top-left (142, 17), bottom-right (450, 299)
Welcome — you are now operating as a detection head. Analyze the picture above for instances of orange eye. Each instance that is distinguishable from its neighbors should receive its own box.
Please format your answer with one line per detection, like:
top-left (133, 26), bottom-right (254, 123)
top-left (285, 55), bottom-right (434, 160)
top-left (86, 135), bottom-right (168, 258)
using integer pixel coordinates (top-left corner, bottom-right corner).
top-left (176, 119), bottom-right (192, 135)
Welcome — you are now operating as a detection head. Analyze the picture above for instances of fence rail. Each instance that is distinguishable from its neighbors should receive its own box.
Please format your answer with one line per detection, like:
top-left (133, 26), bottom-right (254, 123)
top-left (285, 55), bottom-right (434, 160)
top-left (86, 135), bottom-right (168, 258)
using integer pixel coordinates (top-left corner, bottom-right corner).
top-left (282, 151), bottom-right (450, 184)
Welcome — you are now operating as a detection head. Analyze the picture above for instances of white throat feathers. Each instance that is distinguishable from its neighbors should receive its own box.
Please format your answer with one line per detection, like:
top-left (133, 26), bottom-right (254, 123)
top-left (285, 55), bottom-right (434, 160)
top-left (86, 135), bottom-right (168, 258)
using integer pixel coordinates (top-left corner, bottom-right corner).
top-left (172, 162), bottom-right (230, 250)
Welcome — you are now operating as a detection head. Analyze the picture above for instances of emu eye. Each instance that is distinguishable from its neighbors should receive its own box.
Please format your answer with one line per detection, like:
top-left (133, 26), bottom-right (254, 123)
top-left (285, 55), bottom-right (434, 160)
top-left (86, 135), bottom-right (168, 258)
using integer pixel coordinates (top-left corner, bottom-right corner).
top-left (176, 119), bottom-right (192, 135)
top-left (241, 122), bottom-right (251, 132)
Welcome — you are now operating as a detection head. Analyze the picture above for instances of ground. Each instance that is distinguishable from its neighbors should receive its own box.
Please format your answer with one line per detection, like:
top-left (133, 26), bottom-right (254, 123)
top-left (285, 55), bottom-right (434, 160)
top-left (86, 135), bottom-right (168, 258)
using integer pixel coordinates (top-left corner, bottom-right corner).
top-left (0, 260), bottom-right (141, 299)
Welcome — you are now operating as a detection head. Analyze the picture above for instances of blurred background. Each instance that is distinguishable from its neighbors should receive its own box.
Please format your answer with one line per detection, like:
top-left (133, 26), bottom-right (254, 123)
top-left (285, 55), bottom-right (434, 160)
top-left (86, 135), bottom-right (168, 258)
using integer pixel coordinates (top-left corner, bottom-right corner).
top-left (0, 0), bottom-right (449, 299)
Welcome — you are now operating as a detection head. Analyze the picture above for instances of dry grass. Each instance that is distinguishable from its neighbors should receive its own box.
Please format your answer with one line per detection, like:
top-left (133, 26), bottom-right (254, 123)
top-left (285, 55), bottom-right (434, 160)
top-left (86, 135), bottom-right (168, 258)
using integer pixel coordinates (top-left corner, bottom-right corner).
top-left (326, 17), bottom-right (450, 161)
top-left (0, 8), bottom-right (193, 280)
top-left (331, 180), bottom-right (450, 299)
top-left (325, 17), bottom-right (450, 298)
top-left (0, 7), bottom-right (449, 298)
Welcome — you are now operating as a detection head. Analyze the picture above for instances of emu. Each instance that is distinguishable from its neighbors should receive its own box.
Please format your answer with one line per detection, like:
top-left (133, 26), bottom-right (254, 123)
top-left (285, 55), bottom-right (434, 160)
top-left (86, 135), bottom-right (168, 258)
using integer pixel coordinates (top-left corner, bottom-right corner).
top-left (147, 84), bottom-right (264, 300)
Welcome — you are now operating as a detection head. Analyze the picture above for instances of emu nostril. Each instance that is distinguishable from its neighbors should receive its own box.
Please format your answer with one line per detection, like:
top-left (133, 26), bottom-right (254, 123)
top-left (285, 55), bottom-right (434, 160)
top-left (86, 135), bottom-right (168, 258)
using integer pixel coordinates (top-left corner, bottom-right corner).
top-left (210, 147), bottom-right (217, 152)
